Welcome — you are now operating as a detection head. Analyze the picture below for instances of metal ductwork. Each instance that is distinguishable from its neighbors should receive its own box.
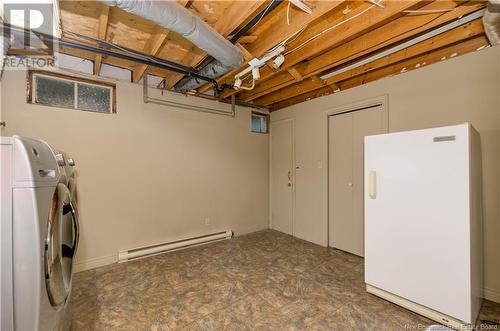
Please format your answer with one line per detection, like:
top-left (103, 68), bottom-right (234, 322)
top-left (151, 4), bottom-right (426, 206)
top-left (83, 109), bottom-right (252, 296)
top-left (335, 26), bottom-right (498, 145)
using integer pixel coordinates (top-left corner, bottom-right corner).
top-left (1, 34), bottom-right (9, 58)
top-left (1, 29), bottom-right (11, 78)
top-left (483, 0), bottom-right (500, 46)
top-left (101, 0), bottom-right (244, 68)
top-left (174, 59), bottom-right (230, 92)
top-left (175, 0), bottom-right (284, 93)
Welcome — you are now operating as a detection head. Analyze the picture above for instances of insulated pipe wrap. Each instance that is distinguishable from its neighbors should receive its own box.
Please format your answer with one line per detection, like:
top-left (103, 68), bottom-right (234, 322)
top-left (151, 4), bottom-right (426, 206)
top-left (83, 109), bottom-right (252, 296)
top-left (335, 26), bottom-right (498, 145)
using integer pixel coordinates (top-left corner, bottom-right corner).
top-left (175, 59), bottom-right (231, 92)
top-left (102, 0), bottom-right (244, 68)
top-left (483, 0), bottom-right (500, 46)
top-left (1, 33), bottom-right (11, 76)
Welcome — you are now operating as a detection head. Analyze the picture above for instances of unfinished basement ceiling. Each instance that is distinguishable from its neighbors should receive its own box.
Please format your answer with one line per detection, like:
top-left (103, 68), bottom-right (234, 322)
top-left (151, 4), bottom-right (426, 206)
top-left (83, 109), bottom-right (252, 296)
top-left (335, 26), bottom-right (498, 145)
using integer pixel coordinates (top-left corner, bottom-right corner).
top-left (57, 0), bottom-right (490, 110)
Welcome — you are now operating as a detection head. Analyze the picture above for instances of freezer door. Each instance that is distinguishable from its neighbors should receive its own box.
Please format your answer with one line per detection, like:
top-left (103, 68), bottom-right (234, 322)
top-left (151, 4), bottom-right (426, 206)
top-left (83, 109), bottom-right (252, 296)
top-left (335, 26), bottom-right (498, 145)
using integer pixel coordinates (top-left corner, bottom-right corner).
top-left (364, 124), bottom-right (472, 322)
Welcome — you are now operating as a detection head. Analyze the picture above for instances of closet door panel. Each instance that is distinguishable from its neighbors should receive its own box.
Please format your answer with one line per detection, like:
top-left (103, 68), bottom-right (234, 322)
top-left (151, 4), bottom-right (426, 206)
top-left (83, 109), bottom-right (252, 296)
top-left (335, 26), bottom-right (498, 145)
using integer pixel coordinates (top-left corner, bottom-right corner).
top-left (352, 106), bottom-right (386, 256)
top-left (328, 113), bottom-right (353, 251)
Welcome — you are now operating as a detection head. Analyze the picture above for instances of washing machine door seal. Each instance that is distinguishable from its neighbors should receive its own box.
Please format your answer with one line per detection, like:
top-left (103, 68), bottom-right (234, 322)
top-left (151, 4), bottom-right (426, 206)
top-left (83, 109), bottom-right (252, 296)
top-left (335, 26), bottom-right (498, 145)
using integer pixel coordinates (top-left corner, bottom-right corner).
top-left (44, 183), bottom-right (79, 309)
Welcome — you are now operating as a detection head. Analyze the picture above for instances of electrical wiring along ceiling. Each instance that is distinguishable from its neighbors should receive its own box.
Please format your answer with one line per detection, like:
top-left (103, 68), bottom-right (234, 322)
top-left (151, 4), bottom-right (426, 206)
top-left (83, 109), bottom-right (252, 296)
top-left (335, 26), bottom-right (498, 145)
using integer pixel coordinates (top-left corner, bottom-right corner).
top-left (56, 0), bottom-right (491, 110)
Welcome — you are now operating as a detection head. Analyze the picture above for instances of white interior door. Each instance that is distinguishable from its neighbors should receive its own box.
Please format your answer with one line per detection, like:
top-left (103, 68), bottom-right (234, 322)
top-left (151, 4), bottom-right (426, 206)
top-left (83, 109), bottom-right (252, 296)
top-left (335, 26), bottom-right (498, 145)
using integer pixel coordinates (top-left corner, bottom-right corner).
top-left (270, 119), bottom-right (294, 235)
top-left (329, 105), bottom-right (387, 256)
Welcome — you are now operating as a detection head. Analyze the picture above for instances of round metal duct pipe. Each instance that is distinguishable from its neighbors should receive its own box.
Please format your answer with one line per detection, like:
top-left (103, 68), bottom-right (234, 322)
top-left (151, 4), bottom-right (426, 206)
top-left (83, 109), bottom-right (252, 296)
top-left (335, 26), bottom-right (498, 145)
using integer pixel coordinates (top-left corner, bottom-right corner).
top-left (101, 0), bottom-right (244, 68)
top-left (483, 0), bottom-right (500, 46)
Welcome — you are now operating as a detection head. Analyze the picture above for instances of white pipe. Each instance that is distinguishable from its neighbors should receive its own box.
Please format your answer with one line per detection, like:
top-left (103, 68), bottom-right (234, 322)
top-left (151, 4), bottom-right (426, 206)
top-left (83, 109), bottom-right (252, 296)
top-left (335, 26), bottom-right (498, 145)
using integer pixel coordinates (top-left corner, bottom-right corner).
top-left (320, 10), bottom-right (485, 81)
top-left (101, 0), bottom-right (243, 68)
top-left (483, 0), bottom-right (500, 46)
top-left (118, 230), bottom-right (233, 262)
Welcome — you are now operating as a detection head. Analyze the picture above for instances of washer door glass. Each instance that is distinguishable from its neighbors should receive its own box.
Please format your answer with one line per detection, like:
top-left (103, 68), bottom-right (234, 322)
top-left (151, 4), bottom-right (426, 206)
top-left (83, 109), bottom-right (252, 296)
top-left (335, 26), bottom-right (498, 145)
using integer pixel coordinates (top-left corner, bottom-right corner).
top-left (45, 183), bottom-right (78, 308)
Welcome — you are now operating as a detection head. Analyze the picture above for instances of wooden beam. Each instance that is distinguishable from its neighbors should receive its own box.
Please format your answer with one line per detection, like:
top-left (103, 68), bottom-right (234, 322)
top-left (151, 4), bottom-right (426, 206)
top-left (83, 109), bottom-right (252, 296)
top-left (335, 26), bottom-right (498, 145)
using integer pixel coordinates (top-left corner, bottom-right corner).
top-left (237, 43), bottom-right (254, 62)
top-left (214, 0), bottom-right (267, 37)
top-left (132, 27), bottom-right (169, 83)
top-left (219, 0), bottom-right (422, 99)
top-left (162, 0), bottom-right (269, 90)
top-left (256, 18), bottom-right (485, 106)
top-left (323, 19), bottom-right (484, 85)
top-left (197, 0), bottom-right (346, 94)
top-left (287, 68), bottom-right (303, 82)
top-left (340, 36), bottom-right (488, 91)
top-left (246, 1), bottom-right (345, 56)
top-left (257, 76), bottom-right (327, 105)
top-left (234, 35), bottom-right (258, 44)
top-left (94, 5), bottom-right (110, 76)
top-left (271, 35), bottom-right (489, 110)
top-left (241, 1), bottom-right (485, 101)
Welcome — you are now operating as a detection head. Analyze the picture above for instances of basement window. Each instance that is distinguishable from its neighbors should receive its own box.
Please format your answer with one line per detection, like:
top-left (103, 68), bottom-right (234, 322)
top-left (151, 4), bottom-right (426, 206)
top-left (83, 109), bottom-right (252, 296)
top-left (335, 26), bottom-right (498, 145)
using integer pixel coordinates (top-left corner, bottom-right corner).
top-left (28, 71), bottom-right (116, 113)
top-left (251, 112), bottom-right (269, 134)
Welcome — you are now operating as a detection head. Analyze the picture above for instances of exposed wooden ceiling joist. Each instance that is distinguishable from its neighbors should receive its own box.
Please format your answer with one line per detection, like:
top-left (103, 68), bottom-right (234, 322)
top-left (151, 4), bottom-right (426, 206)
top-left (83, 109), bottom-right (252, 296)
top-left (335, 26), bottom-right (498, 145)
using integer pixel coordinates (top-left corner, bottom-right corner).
top-left (161, 0), bottom-right (269, 90)
top-left (256, 18), bottom-right (485, 106)
top-left (56, 1), bottom-right (490, 112)
top-left (197, 0), bottom-right (346, 94)
top-left (239, 1), bottom-right (486, 102)
top-left (271, 35), bottom-right (489, 110)
top-left (217, 0), bottom-right (424, 99)
top-left (132, 27), bottom-right (169, 83)
top-left (94, 5), bottom-right (109, 75)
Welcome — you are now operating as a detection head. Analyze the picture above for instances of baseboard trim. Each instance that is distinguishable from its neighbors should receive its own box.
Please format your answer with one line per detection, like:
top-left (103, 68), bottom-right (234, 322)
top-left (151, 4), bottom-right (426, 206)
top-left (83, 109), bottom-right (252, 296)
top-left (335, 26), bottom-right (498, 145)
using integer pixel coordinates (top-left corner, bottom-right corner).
top-left (74, 254), bottom-right (117, 273)
top-left (484, 287), bottom-right (500, 304)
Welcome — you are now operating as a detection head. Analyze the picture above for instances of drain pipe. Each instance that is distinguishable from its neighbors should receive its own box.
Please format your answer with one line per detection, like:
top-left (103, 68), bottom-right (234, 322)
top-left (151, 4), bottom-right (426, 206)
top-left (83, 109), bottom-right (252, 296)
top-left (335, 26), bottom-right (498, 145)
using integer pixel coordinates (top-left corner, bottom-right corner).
top-left (101, 0), bottom-right (243, 68)
top-left (174, 0), bottom-right (284, 93)
top-left (483, 0), bottom-right (500, 45)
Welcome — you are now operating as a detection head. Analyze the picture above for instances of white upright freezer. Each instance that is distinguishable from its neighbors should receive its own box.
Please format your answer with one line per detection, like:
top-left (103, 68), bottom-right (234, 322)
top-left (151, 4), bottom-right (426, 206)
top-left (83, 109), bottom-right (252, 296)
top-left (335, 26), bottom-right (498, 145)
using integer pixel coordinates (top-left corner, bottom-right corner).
top-left (364, 123), bottom-right (483, 328)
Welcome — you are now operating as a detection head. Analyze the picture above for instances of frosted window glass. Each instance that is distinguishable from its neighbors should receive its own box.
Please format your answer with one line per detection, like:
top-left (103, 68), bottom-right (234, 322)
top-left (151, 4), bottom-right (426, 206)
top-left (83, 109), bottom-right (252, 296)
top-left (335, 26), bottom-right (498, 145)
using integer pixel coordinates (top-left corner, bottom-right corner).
top-left (35, 75), bottom-right (75, 108)
top-left (77, 83), bottom-right (111, 113)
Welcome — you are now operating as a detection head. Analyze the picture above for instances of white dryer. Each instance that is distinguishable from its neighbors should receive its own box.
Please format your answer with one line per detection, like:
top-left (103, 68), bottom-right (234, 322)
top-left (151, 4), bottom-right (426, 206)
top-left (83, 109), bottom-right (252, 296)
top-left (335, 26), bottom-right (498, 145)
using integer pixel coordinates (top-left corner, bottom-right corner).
top-left (1, 136), bottom-right (79, 331)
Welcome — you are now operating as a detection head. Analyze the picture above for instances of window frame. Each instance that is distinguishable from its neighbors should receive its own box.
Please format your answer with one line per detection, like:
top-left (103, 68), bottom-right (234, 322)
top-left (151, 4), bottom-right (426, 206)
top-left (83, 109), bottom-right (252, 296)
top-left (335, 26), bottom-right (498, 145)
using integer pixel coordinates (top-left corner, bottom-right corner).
top-left (251, 111), bottom-right (270, 134)
top-left (27, 70), bottom-right (117, 114)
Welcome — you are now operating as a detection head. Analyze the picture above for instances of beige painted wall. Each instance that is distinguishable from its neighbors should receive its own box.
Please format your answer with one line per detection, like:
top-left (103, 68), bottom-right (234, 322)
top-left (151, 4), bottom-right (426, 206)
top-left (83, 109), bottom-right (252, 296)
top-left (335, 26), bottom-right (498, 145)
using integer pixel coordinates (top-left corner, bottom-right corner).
top-left (271, 46), bottom-right (500, 302)
top-left (1, 70), bottom-right (269, 271)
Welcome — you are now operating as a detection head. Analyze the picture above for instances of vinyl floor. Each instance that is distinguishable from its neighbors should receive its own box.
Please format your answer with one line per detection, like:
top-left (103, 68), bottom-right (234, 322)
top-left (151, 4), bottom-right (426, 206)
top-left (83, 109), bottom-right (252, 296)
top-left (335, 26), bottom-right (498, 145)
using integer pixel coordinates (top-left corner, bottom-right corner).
top-left (71, 229), bottom-right (500, 330)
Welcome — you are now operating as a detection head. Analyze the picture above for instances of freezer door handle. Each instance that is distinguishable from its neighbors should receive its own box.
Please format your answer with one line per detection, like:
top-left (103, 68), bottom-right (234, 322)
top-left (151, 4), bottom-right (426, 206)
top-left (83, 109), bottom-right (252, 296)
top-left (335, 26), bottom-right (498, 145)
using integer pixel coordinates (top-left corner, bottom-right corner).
top-left (368, 171), bottom-right (377, 199)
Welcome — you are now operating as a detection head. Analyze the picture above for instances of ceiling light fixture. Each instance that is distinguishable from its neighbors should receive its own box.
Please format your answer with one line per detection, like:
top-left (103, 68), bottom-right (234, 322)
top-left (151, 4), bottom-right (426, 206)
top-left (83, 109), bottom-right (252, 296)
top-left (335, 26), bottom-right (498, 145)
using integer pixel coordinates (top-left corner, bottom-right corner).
top-left (272, 54), bottom-right (285, 70)
top-left (252, 67), bottom-right (261, 80)
top-left (234, 78), bottom-right (242, 89)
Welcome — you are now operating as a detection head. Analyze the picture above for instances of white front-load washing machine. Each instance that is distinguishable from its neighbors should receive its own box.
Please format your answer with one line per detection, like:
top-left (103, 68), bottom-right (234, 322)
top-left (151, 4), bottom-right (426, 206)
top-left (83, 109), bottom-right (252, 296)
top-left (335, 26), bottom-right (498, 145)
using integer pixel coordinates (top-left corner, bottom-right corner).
top-left (1, 136), bottom-right (79, 331)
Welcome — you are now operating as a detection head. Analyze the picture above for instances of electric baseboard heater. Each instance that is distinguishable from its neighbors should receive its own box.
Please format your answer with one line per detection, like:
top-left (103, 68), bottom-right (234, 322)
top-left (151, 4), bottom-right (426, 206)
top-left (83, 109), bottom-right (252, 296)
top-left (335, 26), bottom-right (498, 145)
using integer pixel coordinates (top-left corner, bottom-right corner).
top-left (118, 230), bottom-right (233, 263)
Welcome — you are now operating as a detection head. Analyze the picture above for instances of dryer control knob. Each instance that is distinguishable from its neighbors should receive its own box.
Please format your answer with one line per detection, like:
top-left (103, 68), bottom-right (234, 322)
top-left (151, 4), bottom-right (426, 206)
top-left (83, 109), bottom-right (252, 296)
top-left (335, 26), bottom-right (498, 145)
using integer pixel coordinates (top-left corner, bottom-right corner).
top-left (67, 158), bottom-right (75, 166)
top-left (55, 153), bottom-right (66, 166)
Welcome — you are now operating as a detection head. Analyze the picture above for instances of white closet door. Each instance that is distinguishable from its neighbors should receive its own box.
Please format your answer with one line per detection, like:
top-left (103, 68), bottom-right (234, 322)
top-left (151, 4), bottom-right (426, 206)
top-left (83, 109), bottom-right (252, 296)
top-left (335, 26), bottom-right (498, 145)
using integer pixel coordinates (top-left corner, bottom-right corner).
top-left (329, 105), bottom-right (386, 256)
top-left (329, 113), bottom-right (353, 252)
top-left (351, 107), bottom-right (387, 255)
top-left (270, 119), bottom-right (294, 235)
